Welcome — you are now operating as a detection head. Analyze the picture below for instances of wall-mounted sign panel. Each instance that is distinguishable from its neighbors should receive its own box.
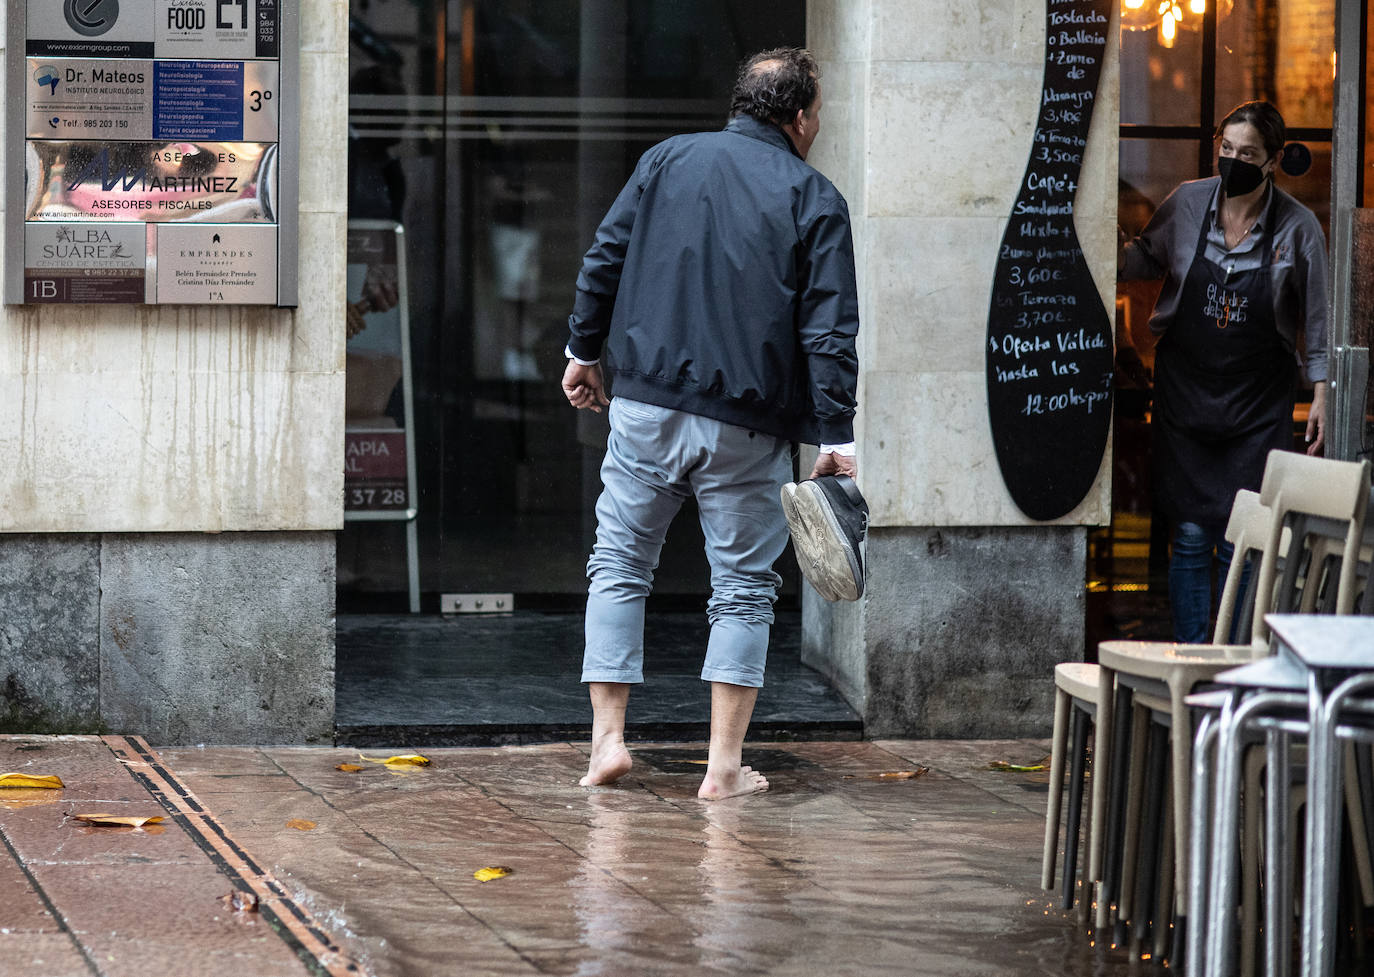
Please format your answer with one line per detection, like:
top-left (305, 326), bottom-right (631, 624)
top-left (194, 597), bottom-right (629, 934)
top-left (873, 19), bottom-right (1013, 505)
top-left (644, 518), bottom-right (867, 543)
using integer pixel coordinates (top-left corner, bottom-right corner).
top-left (26, 141), bottom-right (276, 222)
top-left (26, 59), bottom-right (151, 137)
top-left (26, 58), bottom-right (276, 142)
top-left (153, 222), bottom-right (276, 302)
top-left (8, 0), bottom-right (298, 305)
top-left (153, 60), bottom-right (277, 141)
top-left (26, 0), bottom-right (278, 59)
top-left (27, 0), bottom-right (157, 58)
top-left (23, 221), bottom-right (148, 303)
top-left (154, 0), bottom-right (278, 59)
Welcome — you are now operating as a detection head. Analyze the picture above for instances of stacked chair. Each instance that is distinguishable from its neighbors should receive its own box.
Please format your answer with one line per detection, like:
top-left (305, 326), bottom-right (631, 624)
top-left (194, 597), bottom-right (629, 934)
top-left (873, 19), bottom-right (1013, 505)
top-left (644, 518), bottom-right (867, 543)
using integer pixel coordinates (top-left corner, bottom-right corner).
top-left (1042, 450), bottom-right (1374, 973)
top-left (1185, 615), bottom-right (1374, 977)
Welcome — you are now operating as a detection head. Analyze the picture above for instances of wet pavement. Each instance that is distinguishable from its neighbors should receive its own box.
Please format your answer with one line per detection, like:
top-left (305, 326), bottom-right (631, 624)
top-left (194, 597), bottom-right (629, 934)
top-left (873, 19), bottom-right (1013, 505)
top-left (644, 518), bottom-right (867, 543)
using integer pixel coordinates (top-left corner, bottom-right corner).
top-left (1, 734), bottom-right (1168, 977)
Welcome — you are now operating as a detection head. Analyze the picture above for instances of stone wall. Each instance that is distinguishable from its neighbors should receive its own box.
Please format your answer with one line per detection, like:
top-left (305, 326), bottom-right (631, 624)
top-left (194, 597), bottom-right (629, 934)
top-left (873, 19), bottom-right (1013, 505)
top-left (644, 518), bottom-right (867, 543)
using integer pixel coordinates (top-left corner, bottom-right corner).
top-left (0, 533), bottom-right (335, 744)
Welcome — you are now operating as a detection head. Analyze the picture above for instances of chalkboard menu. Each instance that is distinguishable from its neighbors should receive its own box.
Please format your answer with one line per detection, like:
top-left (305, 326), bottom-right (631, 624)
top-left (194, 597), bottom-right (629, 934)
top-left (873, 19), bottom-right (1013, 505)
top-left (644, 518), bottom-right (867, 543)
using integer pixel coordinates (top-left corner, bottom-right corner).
top-left (985, 0), bottom-right (1114, 521)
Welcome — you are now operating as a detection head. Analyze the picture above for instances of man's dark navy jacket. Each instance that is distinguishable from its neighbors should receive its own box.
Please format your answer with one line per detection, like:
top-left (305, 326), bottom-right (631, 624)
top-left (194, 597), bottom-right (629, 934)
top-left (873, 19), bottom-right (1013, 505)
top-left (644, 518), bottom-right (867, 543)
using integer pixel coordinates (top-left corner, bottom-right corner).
top-left (566, 113), bottom-right (860, 445)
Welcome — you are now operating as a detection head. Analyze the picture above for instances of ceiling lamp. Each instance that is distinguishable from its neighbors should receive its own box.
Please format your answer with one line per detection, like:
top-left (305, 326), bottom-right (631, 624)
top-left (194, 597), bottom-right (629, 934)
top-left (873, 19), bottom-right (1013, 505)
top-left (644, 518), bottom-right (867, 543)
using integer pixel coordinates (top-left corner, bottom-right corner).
top-left (1122, 0), bottom-right (1231, 47)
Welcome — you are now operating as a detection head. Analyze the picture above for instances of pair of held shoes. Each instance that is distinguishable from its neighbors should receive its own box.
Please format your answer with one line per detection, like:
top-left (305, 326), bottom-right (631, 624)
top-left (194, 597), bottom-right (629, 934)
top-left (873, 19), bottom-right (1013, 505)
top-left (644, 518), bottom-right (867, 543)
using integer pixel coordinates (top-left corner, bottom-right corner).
top-left (781, 475), bottom-right (869, 602)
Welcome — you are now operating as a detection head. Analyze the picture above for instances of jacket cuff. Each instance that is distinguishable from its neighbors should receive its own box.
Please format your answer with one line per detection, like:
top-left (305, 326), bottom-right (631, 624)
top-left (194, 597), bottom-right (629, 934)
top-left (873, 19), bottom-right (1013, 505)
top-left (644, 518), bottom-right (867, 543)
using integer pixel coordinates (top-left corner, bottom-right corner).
top-left (566, 335), bottom-right (603, 364)
top-left (816, 417), bottom-right (854, 445)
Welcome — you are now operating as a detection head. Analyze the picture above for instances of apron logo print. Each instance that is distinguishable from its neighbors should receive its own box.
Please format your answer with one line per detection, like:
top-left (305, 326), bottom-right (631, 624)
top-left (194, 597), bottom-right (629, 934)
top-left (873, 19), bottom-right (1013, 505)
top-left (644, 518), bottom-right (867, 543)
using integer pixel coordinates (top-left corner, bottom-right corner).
top-left (1204, 282), bottom-right (1248, 329)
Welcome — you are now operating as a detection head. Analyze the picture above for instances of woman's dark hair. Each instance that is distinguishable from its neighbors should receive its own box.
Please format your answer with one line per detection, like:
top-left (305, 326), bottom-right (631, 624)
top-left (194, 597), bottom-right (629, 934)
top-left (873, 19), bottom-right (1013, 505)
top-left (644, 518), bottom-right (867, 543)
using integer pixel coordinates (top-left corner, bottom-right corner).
top-left (729, 48), bottom-right (820, 126)
top-left (1216, 100), bottom-right (1286, 159)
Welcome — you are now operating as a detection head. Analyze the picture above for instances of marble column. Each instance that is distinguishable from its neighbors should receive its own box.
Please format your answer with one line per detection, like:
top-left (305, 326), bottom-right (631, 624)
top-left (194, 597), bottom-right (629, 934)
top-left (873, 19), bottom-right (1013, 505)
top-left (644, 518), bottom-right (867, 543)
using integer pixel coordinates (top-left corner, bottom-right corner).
top-left (805, 0), bottom-right (1119, 736)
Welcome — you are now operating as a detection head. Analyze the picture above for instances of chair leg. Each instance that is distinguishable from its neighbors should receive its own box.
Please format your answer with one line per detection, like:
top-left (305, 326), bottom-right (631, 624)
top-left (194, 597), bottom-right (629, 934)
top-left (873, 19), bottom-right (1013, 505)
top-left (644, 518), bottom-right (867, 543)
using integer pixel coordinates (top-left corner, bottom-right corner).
top-left (1264, 728), bottom-right (1292, 977)
top-left (1043, 686), bottom-right (1071, 891)
top-left (1133, 721), bottom-right (1169, 947)
top-left (1152, 772), bottom-right (1175, 962)
top-left (1062, 705), bottom-right (1091, 911)
top-left (1356, 744), bottom-right (1374, 892)
top-left (1341, 742), bottom-right (1374, 908)
top-left (1243, 743), bottom-right (1263, 977)
top-left (1118, 701), bottom-right (1151, 937)
top-left (1098, 682), bottom-right (1134, 931)
top-left (1184, 712), bottom-right (1221, 977)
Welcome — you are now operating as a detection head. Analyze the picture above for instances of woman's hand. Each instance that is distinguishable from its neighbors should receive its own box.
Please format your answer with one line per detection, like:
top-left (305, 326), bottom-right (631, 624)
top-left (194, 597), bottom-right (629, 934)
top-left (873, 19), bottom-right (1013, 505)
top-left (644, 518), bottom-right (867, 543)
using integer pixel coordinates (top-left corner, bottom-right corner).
top-left (1305, 380), bottom-right (1327, 456)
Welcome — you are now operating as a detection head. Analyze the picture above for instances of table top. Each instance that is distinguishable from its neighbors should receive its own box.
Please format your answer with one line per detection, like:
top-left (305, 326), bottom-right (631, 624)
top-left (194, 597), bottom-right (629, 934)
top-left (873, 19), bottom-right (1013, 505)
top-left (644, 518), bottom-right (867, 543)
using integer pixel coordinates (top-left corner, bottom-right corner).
top-left (1265, 614), bottom-right (1374, 670)
top-left (1215, 653), bottom-right (1309, 691)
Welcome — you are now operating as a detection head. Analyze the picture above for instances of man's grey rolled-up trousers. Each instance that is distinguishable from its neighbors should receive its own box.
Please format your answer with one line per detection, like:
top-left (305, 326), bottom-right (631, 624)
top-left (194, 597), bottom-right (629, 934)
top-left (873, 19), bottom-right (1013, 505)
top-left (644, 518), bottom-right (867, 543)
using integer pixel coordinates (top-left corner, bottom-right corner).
top-left (582, 397), bottom-right (791, 689)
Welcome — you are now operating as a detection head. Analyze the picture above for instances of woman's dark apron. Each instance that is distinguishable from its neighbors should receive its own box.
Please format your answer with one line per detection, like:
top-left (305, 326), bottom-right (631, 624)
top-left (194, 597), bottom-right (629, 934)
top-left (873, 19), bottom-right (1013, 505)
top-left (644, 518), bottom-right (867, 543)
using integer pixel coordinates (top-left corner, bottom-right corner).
top-left (1153, 192), bottom-right (1295, 527)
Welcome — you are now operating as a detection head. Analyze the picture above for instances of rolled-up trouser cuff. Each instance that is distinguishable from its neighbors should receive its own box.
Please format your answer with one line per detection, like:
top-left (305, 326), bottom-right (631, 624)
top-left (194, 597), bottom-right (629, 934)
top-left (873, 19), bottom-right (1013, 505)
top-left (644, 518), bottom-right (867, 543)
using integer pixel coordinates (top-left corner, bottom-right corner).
top-left (700, 615), bottom-right (770, 688)
top-left (582, 591), bottom-right (646, 684)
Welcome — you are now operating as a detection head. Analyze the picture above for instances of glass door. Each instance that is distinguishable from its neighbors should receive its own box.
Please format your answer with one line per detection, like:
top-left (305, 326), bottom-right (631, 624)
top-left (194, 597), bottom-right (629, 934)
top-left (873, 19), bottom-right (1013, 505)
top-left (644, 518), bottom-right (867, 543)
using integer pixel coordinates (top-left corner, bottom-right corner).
top-left (340, 0), bottom-right (805, 610)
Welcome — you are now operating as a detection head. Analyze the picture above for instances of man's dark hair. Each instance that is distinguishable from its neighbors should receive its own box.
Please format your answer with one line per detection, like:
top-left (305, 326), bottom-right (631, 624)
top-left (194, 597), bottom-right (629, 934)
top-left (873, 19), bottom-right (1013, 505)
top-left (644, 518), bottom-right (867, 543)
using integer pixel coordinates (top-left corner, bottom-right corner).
top-left (729, 48), bottom-right (819, 126)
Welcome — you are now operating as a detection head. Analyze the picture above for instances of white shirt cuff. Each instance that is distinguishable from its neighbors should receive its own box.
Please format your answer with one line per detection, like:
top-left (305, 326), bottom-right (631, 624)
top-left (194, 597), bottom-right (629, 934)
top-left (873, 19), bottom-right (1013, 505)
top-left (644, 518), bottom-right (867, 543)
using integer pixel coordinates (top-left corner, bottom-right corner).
top-left (820, 442), bottom-right (856, 456)
top-left (564, 345), bottom-right (599, 366)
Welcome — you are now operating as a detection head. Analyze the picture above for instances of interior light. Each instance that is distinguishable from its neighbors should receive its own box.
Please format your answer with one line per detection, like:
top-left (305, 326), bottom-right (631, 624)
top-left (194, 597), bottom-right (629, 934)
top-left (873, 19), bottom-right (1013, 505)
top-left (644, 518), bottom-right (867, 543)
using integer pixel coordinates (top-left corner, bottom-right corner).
top-left (1124, 0), bottom-right (1145, 8)
top-left (1189, 0), bottom-right (1206, 12)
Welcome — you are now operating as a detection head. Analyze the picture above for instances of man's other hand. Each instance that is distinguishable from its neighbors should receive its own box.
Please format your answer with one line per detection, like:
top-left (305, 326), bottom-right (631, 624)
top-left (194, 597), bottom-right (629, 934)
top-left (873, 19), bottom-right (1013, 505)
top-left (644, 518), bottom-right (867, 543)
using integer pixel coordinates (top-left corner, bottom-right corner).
top-left (809, 451), bottom-right (857, 480)
top-left (562, 360), bottom-right (610, 413)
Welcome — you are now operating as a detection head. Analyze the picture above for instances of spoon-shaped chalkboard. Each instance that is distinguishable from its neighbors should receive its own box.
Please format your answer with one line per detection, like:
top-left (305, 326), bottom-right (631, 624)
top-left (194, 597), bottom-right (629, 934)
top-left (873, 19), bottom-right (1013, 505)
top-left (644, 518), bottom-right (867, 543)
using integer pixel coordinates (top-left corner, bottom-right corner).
top-left (985, 0), bottom-right (1114, 521)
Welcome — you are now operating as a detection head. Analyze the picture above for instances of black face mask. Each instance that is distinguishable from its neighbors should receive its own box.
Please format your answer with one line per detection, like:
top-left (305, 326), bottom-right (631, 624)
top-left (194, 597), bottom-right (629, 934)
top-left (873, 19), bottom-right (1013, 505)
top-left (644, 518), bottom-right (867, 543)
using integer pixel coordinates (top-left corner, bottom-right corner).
top-left (1218, 156), bottom-right (1268, 197)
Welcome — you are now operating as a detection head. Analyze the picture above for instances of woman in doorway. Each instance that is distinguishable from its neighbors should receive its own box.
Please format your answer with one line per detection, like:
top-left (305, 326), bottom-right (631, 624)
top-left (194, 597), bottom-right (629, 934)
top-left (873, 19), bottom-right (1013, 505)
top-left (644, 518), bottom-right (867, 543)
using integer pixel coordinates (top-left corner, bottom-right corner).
top-left (1119, 100), bottom-right (1329, 642)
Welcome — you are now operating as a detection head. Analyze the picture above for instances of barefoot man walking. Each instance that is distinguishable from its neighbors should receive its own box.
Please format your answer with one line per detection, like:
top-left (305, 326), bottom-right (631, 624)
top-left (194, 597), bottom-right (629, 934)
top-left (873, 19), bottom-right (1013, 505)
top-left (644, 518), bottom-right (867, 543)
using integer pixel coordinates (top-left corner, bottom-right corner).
top-left (561, 48), bottom-right (860, 800)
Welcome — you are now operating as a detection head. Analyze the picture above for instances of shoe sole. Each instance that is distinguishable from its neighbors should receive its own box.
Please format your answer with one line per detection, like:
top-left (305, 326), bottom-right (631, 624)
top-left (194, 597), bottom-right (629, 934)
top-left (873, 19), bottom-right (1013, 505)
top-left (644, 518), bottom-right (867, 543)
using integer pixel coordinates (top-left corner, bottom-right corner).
top-left (781, 480), bottom-right (864, 602)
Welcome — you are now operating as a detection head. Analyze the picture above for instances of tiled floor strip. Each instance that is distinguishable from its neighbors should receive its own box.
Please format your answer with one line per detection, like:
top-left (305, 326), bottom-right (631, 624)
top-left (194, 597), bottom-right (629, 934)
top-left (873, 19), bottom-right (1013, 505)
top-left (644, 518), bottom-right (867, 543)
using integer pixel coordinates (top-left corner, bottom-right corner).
top-left (0, 817), bottom-right (98, 976)
top-left (100, 736), bottom-right (363, 977)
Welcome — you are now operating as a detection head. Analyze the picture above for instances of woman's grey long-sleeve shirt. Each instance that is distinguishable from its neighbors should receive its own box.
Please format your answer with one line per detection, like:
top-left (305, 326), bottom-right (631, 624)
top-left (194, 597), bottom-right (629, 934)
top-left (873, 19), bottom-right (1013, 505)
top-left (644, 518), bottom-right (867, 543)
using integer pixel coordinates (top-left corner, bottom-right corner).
top-left (1120, 175), bottom-right (1329, 382)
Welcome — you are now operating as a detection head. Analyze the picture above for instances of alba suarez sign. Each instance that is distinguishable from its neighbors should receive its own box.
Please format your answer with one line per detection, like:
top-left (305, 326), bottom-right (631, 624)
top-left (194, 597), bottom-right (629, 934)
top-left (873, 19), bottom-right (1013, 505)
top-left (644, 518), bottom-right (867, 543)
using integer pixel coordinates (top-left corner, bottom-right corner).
top-left (3, 0), bottom-right (297, 305)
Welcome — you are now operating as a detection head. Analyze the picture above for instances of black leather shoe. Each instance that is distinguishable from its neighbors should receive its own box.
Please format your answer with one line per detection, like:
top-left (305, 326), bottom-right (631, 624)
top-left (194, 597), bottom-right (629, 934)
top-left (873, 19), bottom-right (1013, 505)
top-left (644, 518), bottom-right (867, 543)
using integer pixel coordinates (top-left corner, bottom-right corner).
top-left (780, 474), bottom-right (868, 601)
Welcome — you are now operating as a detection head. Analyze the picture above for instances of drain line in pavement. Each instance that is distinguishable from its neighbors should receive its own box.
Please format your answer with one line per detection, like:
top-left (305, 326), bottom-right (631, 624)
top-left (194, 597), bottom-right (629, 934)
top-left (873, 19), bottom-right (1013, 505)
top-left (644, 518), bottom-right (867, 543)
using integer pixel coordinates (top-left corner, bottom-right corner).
top-left (102, 735), bottom-right (364, 977)
top-left (0, 818), bottom-right (101, 976)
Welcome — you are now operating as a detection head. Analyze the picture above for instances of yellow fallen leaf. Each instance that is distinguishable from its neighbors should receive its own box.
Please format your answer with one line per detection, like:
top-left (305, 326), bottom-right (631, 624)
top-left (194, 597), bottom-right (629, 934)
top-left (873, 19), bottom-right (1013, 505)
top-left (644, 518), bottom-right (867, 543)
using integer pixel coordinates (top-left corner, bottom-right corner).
top-left (286, 819), bottom-right (317, 831)
top-left (473, 866), bottom-right (512, 882)
top-left (987, 758), bottom-right (1049, 773)
top-left (0, 773), bottom-right (65, 789)
top-left (358, 753), bottom-right (431, 767)
top-left (71, 813), bottom-right (164, 827)
top-left (843, 767), bottom-right (931, 782)
top-left (335, 763), bottom-right (365, 772)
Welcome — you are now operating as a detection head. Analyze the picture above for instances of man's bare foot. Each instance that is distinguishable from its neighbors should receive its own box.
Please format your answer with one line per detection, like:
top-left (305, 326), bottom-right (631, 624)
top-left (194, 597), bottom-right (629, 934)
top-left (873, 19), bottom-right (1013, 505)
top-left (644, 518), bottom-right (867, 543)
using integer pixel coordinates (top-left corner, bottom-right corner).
top-left (697, 765), bottom-right (769, 800)
top-left (580, 740), bottom-right (633, 787)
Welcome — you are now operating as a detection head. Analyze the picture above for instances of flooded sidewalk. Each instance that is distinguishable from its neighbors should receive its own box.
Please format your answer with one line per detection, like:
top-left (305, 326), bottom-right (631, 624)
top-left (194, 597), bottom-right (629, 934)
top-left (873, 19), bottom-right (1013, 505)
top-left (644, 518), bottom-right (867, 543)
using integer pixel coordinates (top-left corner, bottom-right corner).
top-left (1, 735), bottom-right (1163, 977)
